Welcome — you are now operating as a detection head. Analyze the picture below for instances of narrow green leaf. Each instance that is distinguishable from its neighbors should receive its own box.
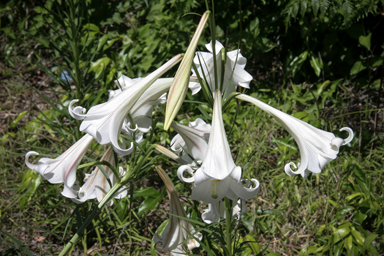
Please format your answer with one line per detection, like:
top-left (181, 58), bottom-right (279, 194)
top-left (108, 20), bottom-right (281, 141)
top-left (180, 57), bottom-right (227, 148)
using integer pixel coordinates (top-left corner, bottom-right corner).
top-left (0, 230), bottom-right (34, 256)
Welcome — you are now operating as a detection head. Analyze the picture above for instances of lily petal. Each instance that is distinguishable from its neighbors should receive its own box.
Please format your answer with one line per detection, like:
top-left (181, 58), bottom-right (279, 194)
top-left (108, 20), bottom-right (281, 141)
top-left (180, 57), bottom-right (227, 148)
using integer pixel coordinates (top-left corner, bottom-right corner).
top-left (191, 40), bottom-right (253, 98)
top-left (171, 118), bottom-right (211, 163)
top-left (202, 199), bottom-right (247, 224)
top-left (68, 147), bottom-right (126, 206)
top-left (198, 90), bottom-right (235, 181)
top-left (68, 55), bottom-right (182, 155)
top-left (182, 91), bottom-right (260, 204)
top-left (25, 134), bottom-right (94, 187)
top-left (154, 167), bottom-right (202, 255)
top-left (236, 94), bottom-right (354, 177)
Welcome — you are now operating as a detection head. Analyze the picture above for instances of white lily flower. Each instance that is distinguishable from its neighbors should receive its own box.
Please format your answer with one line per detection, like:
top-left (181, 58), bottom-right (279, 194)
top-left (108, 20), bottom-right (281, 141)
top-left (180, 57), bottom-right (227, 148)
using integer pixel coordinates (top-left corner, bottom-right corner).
top-left (177, 91), bottom-right (260, 204)
top-left (63, 147), bottom-right (127, 205)
top-left (170, 118), bottom-right (211, 164)
top-left (108, 76), bottom-right (143, 100)
top-left (191, 40), bottom-right (253, 98)
top-left (68, 55), bottom-right (182, 155)
top-left (236, 94), bottom-right (354, 178)
top-left (154, 167), bottom-right (202, 255)
top-left (25, 134), bottom-right (94, 188)
top-left (202, 199), bottom-right (247, 224)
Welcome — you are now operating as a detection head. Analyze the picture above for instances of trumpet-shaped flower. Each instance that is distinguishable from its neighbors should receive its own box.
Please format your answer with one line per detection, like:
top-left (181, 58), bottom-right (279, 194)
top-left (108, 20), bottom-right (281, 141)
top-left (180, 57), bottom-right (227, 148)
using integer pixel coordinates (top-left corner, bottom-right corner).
top-left (110, 75), bottom-right (168, 133)
top-left (171, 118), bottom-right (211, 164)
top-left (62, 147), bottom-right (127, 205)
top-left (236, 94), bottom-right (354, 178)
top-left (177, 91), bottom-right (260, 204)
top-left (154, 167), bottom-right (202, 255)
top-left (25, 134), bottom-right (94, 188)
top-left (68, 55), bottom-right (182, 155)
top-left (191, 40), bottom-right (253, 98)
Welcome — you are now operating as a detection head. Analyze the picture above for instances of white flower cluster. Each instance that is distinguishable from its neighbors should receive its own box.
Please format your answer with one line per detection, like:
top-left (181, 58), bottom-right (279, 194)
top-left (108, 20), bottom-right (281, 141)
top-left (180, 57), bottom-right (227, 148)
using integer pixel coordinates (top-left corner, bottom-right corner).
top-left (25, 41), bottom-right (353, 256)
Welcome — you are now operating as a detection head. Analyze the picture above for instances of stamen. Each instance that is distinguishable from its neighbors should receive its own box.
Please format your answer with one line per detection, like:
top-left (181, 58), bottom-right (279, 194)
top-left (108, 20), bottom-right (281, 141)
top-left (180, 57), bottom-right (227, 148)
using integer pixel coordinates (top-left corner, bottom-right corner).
top-left (211, 180), bottom-right (220, 199)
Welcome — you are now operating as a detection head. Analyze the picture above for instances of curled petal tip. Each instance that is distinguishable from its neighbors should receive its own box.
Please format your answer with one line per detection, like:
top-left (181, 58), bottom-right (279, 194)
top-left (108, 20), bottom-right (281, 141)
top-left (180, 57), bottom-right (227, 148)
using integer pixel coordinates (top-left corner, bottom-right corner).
top-left (340, 127), bottom-right (354, 145)
top-left (177, 165), bottom-right (195, 183)
top-left (25, 151), bottom-right (39, 170)
top-left (250, 178), bottom-right (260, 190)
top-left (69, 99), bottom-right (87, 120)
top-left (111, 141), bottom-right (134, 156)
top-left (284, 162), bottom-right (297, 176)
top-left (126, 123), bottom-right (139, 133)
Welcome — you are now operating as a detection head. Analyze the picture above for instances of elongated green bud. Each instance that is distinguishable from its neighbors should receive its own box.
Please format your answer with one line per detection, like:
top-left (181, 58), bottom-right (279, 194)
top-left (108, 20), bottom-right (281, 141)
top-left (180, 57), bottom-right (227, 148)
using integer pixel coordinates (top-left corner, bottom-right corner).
top-left (164, 11), bottom-right (210, 130)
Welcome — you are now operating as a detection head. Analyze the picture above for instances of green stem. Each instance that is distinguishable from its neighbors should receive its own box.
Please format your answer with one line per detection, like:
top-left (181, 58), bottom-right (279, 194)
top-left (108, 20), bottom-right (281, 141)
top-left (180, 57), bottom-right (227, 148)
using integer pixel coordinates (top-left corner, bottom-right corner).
top-left (58, 183), bottom-right (124, 256)
top-left (224, 197), bottom-right (232, 256)
top-left (68, 0), bottom-right (82, 101)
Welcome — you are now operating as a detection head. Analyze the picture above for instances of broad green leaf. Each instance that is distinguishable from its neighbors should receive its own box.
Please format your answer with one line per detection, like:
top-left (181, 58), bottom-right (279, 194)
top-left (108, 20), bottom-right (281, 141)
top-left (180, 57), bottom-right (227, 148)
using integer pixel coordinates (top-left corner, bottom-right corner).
top-left (261, 37), bottom-right (277, 52)
top-left (97, 34), bottom-right (109, 51)
top-left (300, 246), bottom-right (317, 254)
top-left (292, 111), bottom-right (309, 122)
top-left (106, 68), bottom-right (117, 85)
top-left (155, 219), bottom-right (169, 236)
top-left (351, 229), bottom-right (365, 246)
top-left (10, 110), bottom-right (28, 128)
top-left (352, 211), bottom-right (367, 225)
top-left (310, 55), bottom-right (322, 77)
top-left (133, 187), bottom-right (160, 199)
top-left (372, 56), bottom-right (383, 67)
top-left (317, 80), bottom-right (330, 96)
top-left (138, 194), bottom-right (162, 215)
top-left (241, 213), bottom-right (254, 232)
top-left (350, 61), bottom-right (366, 75)
top-left (103, 38), bottom-right (119, 51)
top-left (112, 13), bottom-right (124, 24)
top-left (333, 241), bottom-right (343, 256)
top-left (359, 33), bottom-right (372, 50)
top-left (328, 199), bottom-right (340, 208)
top-left (89, 57), bottom-right (111, 78)
top-left (336, 206), bottom-right (355, 220)
top-left (334, 226), bottom-right (350, 243)
top-left (246, 235), bottom-right (260, 254)
top-left (363, 233), bottom-right (378, 250)
top-left (344, 234), bottom-right (353, 251)
top-left (241, 248), bottom-right (253, 256)
top-left (83, 23), bottom-right (100, 33)
top-left (33, 6), bottom-right (48, 14)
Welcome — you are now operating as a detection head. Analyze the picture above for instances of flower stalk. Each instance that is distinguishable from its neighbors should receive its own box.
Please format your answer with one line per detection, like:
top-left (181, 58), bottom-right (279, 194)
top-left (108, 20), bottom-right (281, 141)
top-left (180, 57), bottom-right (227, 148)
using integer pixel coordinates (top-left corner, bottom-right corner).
top-left (225, 197), bottom-right (233, 256)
